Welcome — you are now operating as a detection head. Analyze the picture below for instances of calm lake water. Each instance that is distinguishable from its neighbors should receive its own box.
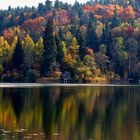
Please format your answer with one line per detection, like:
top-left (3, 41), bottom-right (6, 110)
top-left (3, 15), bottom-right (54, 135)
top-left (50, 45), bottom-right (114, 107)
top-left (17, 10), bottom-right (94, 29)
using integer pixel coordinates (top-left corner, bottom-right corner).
top-left (0, 85), bottom-right (140, 140)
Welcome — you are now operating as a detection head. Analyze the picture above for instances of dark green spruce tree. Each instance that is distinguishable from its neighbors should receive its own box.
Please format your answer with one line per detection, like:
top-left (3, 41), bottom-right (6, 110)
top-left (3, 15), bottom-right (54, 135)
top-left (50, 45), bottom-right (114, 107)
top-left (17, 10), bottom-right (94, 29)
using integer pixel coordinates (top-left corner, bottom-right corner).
top-left (111, 5), bottom-right (120, 28)
top-left (37, 3), bottom-right (46, 16)
top-left (18, 12), bottom-right (26, 25)
top-left (55, 35), bottom-right (62, 64)
top-left (45, 0), bottom-right (53, 11)
top-left (41, 18), bottom-right (57, 75)
top-left (12, 38), bottom-right (24, 70)
top-left (78, 30), bottom-right (87, 60)
top-left (101, 23), bottom-right (111, 45)
top-left (86, 21), bottom-right (99, 52)
top-left (54, 0), bottom-right (61, 9)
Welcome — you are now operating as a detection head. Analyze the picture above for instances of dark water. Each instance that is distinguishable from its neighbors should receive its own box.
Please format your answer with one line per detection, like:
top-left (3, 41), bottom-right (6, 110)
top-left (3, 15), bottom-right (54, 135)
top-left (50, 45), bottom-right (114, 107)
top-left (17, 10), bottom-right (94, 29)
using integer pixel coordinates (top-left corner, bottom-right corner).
top-left (0, 86), bottom-right (140, 140)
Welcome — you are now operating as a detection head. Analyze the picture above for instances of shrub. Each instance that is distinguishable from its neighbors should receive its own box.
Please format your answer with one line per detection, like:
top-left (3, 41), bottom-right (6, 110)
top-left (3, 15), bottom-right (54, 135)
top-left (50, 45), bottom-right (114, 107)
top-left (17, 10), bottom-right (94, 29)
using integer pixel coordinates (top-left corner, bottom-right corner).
top-left (26, 70), bottom-right (39, 82)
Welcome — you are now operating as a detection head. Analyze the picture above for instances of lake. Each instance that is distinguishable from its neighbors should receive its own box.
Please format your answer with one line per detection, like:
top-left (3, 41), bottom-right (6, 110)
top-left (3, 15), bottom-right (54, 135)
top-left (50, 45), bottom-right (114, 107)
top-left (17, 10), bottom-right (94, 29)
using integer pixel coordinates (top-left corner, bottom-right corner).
top-left (0, 85), bottom-right (140, 140)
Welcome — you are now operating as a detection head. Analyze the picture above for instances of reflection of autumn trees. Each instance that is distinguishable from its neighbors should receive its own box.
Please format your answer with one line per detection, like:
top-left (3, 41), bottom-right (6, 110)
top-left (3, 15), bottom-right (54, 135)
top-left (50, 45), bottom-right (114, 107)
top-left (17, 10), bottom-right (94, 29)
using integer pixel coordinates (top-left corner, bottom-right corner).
top-left (40, 87), bottom-right (140, 140)
top-left (0, 88), bottom-right (43, 139)
top-left (0, 87), bottom-right (140, 140)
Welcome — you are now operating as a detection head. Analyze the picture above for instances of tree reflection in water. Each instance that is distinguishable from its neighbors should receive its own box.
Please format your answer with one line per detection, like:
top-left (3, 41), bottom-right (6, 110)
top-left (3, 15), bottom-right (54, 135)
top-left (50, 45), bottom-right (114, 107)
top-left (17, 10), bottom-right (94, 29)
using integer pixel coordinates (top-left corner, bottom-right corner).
top-left (0, 86), bottom-right (139, 140)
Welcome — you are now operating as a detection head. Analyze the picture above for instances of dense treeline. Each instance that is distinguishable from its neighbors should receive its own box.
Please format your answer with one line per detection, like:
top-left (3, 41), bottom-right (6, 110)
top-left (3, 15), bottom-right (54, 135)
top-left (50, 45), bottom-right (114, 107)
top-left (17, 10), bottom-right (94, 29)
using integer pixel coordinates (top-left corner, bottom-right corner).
top-left (0, 0), bottom-right (140, 82)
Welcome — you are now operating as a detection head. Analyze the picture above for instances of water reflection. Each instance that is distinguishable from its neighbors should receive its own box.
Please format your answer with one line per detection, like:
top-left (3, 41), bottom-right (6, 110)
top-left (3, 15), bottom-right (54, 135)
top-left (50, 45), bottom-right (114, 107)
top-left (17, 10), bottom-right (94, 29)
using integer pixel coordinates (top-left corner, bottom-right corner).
top-left (0, 86), bottom-right (139, 140)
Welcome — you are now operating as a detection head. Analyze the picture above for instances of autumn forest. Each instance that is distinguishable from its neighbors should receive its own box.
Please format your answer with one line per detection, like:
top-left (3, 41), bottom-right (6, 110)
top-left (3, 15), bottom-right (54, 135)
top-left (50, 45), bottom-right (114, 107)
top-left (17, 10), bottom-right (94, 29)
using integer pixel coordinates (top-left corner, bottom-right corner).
top-left (0, 0), bottom-right (140, 83)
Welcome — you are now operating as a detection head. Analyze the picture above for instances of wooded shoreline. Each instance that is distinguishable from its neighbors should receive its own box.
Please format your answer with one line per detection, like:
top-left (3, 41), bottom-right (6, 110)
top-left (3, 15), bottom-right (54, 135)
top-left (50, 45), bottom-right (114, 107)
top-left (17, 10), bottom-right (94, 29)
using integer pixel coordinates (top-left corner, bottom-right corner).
top-left (0, 1), bottom-right (140, 84)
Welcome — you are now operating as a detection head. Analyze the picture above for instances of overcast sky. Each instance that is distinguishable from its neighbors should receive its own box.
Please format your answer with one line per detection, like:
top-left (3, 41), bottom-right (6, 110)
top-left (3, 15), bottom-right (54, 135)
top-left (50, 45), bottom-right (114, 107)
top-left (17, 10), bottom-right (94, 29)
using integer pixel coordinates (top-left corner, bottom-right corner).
top-left (0, 0), bottom-right (87, 9)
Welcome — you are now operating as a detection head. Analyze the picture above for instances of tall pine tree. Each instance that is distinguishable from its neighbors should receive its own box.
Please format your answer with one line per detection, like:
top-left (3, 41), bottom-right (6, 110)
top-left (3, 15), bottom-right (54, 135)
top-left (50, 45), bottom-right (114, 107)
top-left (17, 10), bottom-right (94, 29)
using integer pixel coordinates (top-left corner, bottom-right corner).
top-left (86, 21), bottom-right (99, 52)
top-left (111, 5), bottom-right (120, 28)
top-left (78, 30), bottom-right (87, 60)
top-left (12, 38), bottom-right (24, 70)
top-left (41, 18), bottom-right (57, 75)
top-left (45, 0), bottom-right (52, 11)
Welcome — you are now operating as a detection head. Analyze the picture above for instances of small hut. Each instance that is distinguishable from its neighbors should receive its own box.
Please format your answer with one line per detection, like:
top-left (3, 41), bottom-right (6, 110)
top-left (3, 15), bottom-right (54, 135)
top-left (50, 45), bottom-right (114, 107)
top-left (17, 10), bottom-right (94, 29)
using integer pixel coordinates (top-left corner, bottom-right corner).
top-left (62, 71), bottom-right (71, 83)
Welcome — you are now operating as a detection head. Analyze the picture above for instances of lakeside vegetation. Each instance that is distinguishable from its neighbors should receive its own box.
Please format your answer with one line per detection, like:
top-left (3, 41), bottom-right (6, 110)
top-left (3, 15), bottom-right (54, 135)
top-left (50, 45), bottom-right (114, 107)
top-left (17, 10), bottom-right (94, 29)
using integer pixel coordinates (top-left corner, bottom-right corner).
top-left (0, 0), bottom-right (140, 82)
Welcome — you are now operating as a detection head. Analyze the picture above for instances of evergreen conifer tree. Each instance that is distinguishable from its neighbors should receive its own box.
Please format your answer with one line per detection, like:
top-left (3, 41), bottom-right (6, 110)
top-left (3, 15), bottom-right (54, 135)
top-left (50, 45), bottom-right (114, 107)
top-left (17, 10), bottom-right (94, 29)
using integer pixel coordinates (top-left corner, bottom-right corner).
top-left (111, 5), bottom-right (120, 28)
top-left (45, 0), bottom-right (52, 11)
top-left (41, 18), bottom-right (57, 75)
top-left (78, 30), bottom-right (87, 60)
top-left (86, 21), bottom-right (99, 52)
top-left (12, 38), bottom-right (24, 70)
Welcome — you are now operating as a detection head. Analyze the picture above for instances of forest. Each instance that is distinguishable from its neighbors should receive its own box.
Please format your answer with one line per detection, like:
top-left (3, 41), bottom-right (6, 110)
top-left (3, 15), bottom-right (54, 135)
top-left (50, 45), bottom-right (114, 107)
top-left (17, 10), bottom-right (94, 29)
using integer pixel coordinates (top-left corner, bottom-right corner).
top-left (0, 0), bottom-right (140, 82)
